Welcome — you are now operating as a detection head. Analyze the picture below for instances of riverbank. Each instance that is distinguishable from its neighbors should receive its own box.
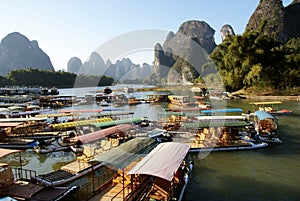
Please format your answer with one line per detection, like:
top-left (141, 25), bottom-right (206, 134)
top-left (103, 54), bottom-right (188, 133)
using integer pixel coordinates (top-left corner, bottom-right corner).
top-left (133, 85), bottom-right (300, 101)
top-left (241, 95), bottom-right (300, 101)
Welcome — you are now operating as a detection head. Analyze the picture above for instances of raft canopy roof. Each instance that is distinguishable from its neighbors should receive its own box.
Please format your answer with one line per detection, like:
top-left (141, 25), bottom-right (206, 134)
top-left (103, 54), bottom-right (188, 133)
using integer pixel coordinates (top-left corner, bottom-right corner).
top-left (0, 117), bottom-right (48, 122)
top-left (0, 122), bottom-right (22, 127)
top-left (158, 112), bottom-right (201, 117)
top-left (10, 109), bottom-right (52, 117)
top-left (92, 118), bottom-right (142, 128)
top-left (71, 124), bottom-right (133, 144)
top-left (201, 108), bottom-right (243, 114)
top-left (95, 111), bottom-right (134, 117)
top-left (128, 142), bottom-right (190, 181)
top-left (0, 108), bottom-right (10, 112)
top-left (90, 138), bottom-right (159, 169)
top-left (255, 111), bottom-right (275, 120)
top-left (183, 121), bottom-right (249, 129)
top-left (35, 113), bottom-right (79, 118)
top-left (0, 148), bottom-right (23, 158)
top-left (250, 101), bottom-right (282, 105)
top-left (193, 115), bottom-right (247, 121)
top-left (51, 117), bottom-right (112, 129)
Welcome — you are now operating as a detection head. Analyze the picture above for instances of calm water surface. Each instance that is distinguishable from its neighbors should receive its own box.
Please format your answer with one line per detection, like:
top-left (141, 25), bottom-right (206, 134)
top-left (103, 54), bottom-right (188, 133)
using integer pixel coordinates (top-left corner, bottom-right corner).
top-left (185, 100), bottom-right (300, 201)
top-left (1, 86), bottom-right (299, 201)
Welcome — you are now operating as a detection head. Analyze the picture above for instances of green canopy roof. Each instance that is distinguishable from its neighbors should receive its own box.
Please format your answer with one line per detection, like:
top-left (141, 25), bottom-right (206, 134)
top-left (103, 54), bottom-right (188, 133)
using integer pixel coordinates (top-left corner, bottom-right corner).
top-left (92, 118), bottom-right (142, 128)
top-left (91, 138), bottom-right (158, 169)
top-left (158, 112), bottom-right (202, 117)
top-left (183, 121), bottom-right (249, 129)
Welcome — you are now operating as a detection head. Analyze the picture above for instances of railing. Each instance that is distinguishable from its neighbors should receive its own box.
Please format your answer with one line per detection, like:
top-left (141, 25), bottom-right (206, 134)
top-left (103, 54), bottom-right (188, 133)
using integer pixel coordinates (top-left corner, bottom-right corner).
top-left (111, 175), bottom-right (152, 201)
top-left (124, 177), bottom-right (153, 201)
top-left (12, 167), bottom-right (37, 181)
top-left (77, 169), bottom-right (116, 201)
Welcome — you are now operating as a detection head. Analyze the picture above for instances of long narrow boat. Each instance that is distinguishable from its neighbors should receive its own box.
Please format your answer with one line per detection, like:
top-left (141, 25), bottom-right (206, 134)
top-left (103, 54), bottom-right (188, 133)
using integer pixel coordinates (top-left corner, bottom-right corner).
top-left (88, 141), bottom-right (191, 201)
top-left (177, 120), bottom-right (268, 152)
top-left (127, 142), bottom-right (191, 201)
top-left (201, 108), bottom-right (244, 114)
top-left (33, 124), bottom-right (135, 187)
top-left (250, 101), bottom-right (292, 115)
top-left (86, 138), bottom-right (159, 200)
top-left (0, 139), bottom-right (38, 149)
top-left (9, 108), bottom-right (52, 117)
top-left (0, 117), bottom-right (48, 122)
top-left (92, 117), bottom-right (142, 129)
top-left (253, 110), bottom-right (282, 144)
top-left (33, 161), bottom-right (104, 187)
top-left (34, 139), bottom-right (70, 154)
top-left (168, 95), bottom-right (197, 107)
top-left (70, 124), bottom-right (134, 144)
top-left (50, 117), bottom-right (112, 130)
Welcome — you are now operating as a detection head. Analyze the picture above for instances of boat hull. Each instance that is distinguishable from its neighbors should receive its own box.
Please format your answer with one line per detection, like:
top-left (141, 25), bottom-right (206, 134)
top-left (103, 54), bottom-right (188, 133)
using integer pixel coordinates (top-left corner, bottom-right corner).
top-left (33, 162), bottom-right (104, 187)
top-left (189, 142), bottom-right (268, 153)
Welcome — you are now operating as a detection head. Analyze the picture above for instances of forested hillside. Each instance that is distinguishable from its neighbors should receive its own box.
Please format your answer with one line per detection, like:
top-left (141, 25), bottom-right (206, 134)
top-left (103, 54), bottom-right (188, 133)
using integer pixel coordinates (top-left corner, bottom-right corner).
top-left (210, 27), bottom-right (300, 94)
top-left (0, 68), bottom-right (114, 88)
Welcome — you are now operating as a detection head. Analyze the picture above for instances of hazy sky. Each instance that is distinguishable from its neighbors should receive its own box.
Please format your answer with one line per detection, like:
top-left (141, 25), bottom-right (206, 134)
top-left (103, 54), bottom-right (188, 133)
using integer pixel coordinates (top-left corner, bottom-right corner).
top-left (0, 0), bottom-right (293, 70)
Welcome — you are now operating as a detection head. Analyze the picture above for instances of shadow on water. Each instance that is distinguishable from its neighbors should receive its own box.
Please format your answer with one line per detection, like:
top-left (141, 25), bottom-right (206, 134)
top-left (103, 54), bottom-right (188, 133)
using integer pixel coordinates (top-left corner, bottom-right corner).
top-left (184, 169), bottom-right (300, 201)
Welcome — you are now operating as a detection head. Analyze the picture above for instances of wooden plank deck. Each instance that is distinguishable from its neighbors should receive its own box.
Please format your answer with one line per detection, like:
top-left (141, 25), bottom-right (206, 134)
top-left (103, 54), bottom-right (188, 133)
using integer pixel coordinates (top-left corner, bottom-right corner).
top-left (8, 180), bottom-right (44, 199)
top-left (88, 176), bottom-right (132, 201)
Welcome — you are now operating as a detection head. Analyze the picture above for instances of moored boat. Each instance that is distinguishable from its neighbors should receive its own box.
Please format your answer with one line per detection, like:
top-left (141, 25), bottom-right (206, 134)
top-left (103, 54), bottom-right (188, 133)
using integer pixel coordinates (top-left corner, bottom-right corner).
top-left (144, 94), bottom-right (170, 103)
top-left (168, 95), bottom-right (197, 107)
top-left (250, 101), bottom-right (292, 115)
top-left (253, 110), bottom-right (282, 144)
top-left (88, 141), bottom-right (191, 201)
top-left (33, 161), bottom-right (105, 187)
top-left (174, 119), bottom-right (268, 152)
top-left (33, 139), bottom-right (70, 154)
top-left (0, 148), bottom-right (78, 200)
top-left (0, 139), bottom-right (38, 149)
top-left (127, 142), bottom-right (191, 201)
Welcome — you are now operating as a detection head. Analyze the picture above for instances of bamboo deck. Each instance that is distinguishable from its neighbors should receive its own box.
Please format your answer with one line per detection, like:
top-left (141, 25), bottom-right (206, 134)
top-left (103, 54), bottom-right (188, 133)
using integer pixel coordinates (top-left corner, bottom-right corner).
top-left (61, 139), bottom-right (119, 174)
top-left (61, 160), bottom-right (92, 174)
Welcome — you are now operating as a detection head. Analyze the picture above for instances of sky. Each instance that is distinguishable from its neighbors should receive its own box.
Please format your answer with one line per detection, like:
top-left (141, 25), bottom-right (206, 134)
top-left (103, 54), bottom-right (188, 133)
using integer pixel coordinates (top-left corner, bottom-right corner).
top-left (0, 0), bottom-right (293, 71)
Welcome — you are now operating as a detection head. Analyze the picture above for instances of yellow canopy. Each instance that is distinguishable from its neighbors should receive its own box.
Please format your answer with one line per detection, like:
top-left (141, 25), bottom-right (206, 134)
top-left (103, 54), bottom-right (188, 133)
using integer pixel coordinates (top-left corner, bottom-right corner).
top-left (250, 101), bottom-right (282, 105)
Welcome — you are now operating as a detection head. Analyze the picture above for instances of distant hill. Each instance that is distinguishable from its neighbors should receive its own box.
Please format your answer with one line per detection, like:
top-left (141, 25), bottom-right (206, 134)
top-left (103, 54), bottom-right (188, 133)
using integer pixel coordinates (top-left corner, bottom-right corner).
top-left (67, 53), bottom-right (153, 81)
top-left (153, 20), bottom-right (216, 84)
top-left (0, 32), bottom-right (54, 75)
top-left (246, 0), bottom-right (300, 42)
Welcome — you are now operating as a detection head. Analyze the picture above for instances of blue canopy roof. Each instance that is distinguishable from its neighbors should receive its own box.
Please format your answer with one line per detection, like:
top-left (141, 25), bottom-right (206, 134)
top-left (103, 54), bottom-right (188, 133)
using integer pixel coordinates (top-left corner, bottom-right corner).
top-left (201, 108), bottom-right (243, 114)
top-left (10, 109), bottom-right (52, 117)
top-left (255, 110), bottom-right (275, 120)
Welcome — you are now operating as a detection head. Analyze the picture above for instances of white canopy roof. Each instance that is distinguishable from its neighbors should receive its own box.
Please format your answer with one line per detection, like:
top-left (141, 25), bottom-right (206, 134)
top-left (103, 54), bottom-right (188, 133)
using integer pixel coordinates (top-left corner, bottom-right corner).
top-left (128, 142), bottom-right (190, 181)
top-left (194, 115), bottom-right (247, 121)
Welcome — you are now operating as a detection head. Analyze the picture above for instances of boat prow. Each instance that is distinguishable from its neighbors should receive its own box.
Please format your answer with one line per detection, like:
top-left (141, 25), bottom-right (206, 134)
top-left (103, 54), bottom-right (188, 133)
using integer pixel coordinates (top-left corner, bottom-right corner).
top-left (189, 141), bottom-right (268, 153)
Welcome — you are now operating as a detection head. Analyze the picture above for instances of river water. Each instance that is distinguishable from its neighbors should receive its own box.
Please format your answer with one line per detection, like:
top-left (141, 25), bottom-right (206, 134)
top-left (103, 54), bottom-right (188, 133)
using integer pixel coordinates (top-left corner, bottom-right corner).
top-left (185, 99), bottom-right (300, 201)
top-left (1, 86), bottom-right (299, 201)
